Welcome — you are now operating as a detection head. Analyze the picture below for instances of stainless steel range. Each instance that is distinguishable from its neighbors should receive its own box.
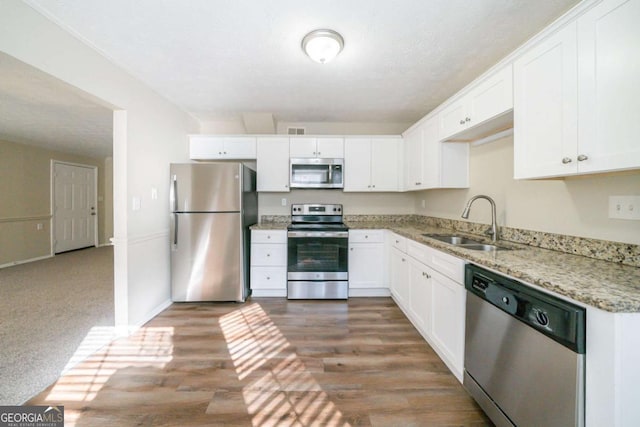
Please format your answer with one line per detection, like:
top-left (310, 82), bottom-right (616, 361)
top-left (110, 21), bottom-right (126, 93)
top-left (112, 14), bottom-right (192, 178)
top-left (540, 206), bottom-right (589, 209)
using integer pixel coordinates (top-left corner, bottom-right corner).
top-left (287, 203), bottom-right (348, 299)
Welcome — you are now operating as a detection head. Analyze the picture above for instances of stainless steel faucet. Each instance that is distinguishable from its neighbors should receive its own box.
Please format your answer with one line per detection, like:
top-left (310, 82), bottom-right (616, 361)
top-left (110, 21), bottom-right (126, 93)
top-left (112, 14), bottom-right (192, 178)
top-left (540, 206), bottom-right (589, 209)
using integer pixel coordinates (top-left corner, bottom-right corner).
top-left (461, 195), bottom-right (499, 242)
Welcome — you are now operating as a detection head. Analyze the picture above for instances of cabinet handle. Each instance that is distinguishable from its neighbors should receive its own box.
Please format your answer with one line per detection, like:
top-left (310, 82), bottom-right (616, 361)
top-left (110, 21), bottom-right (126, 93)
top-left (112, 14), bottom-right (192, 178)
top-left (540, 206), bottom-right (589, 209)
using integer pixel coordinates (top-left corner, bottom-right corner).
top-left (267, 253), bottom-right (271, 257)
top-left (224, 151), bottom-right (227, 154)
top-left (266, 276), bottom-right (270, 280)
top-left (465, 117), bottom-right (471, 123)
top-left (372, 184), bottom-right (375, 188)
top-left (577, 154), bottom-right (589, 162)
top-left (267, 235), bottom-right (271, 239)
top-left (285, 184), bottom-right (288, 188)
top-left (415, 182), bottom-right (421, 186)
top-left (365, 235), bottom-right (368, 239)
top-left (395, 240), bottom-right (399, 243)
top-left (318, 152), bottom-right (321, 156)
top-left (218, 152), bottom-right (223, 155)
top-left (313, 151), bottom-right (317, 155)
top-left (459, 119), bottom-right (465, 125)
top-left (350, 247), bottom-right (354, 251)
top-left (368, 185), bottom-right (371, 188)
top-left (422, 272), bottom-right (431, 279)
top-left (562, 157), bottom-right (573, 164)
top-left (401, 258), bottom-right (406, 262)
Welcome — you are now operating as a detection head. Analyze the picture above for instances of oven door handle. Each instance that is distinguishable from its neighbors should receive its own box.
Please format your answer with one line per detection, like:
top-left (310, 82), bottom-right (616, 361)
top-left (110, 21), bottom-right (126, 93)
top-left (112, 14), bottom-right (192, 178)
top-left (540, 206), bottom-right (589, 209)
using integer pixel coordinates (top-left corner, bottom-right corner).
top-left (287, 231), bottom-right (349, 238)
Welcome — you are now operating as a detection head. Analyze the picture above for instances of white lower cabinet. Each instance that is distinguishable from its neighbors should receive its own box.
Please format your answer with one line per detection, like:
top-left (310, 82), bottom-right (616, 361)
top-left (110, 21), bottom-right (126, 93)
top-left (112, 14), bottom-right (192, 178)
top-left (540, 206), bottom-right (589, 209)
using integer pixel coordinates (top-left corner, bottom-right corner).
top-left (250, 230), bottom-right (287, 297)
top-left (430, 269), bottom-right (466, 375)
top-left (348, 230), bottom-right (388, 296)
top-left (408, 257), bottom-right (433, 334)
top-left (387, 232), bottom-right (466, 382)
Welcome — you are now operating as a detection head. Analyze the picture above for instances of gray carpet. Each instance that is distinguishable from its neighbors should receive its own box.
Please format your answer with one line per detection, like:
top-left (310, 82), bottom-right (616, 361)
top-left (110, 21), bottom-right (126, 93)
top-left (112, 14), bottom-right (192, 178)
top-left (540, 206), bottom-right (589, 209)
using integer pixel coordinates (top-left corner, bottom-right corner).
top-left (0, 246), bottom-right (114, 405)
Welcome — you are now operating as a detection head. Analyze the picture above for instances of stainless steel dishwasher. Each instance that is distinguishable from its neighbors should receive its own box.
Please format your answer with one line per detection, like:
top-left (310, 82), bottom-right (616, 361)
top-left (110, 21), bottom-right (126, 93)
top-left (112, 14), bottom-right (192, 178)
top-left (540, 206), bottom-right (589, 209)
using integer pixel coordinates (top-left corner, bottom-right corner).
top-left (464, 264), bottom-right (586, 427)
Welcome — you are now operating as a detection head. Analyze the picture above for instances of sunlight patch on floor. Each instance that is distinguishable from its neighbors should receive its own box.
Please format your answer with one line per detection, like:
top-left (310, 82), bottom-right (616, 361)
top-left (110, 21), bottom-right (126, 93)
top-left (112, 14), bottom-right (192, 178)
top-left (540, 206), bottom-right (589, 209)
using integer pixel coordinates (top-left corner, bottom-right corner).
top-left (220, 303), bottom-right (352, 427)
top-left (42, 326), bottom-right (174, 427)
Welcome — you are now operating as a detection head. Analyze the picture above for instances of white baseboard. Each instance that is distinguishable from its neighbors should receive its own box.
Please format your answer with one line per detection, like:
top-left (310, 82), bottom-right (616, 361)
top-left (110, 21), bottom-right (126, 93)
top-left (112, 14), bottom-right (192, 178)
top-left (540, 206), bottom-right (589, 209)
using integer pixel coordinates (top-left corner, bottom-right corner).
top-left (0, 254), bottom-right (53, 270)
top-left (349, 288), bottom-right (391, 297)
top-left (116, 299), bottom-right (173, 337)
top-left (251, 289), bottom-right (287, 297)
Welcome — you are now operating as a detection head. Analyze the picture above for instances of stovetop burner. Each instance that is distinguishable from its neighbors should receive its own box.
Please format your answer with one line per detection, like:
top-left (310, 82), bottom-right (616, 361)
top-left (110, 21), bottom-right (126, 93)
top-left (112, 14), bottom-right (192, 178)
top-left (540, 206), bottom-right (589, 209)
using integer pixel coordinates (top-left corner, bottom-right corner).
top-left (288, 203), bottom-right (347, 231)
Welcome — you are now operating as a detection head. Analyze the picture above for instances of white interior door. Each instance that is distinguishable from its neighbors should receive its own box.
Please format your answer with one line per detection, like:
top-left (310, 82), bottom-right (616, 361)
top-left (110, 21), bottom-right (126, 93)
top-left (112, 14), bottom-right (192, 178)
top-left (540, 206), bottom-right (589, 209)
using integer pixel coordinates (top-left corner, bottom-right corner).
top-left (53, 162), bottom-right (96, 253)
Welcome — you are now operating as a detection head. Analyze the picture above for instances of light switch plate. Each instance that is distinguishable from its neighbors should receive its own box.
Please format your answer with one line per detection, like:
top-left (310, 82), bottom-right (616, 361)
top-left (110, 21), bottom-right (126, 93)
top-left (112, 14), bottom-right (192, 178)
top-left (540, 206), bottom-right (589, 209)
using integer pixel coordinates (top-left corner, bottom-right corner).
top-left (132, 196), bottom-right (141, 211)
top-left (609, 196), bottom-right (640, 220)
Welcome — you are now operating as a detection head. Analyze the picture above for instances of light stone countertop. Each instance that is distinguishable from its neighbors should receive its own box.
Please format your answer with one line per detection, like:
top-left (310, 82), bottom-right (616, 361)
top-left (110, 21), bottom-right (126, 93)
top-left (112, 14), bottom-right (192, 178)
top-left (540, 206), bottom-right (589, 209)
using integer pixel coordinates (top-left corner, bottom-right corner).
top-left (251, 220), bottom-right (640, 313)
top-left (346, 220), bottom-right (640, 313)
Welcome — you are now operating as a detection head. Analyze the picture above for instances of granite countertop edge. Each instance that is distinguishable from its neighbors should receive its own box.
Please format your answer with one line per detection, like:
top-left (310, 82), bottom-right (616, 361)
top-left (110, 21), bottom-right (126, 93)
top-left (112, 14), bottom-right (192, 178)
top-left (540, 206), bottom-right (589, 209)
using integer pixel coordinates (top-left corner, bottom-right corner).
top-left (251, 221), bottom-right (640, 313)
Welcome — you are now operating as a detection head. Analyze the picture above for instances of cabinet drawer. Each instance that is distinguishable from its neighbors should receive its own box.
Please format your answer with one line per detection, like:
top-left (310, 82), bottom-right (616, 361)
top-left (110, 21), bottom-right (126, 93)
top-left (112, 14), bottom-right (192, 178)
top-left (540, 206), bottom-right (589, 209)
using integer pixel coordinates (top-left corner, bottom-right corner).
top-left (424, 245), bottom-right (465, 283)
top-left (390, 233), bottom-right (407, 252)
top-left (407, 240), bottom-right (465, 283)
top-left (251, 267), bottom-right (286, 290)
top-left (349, 229), bottom-right (385, 243)
top-left (252, 230), bottom-right (287, 244)
top-left (251, 244), bottom-right (286, 266)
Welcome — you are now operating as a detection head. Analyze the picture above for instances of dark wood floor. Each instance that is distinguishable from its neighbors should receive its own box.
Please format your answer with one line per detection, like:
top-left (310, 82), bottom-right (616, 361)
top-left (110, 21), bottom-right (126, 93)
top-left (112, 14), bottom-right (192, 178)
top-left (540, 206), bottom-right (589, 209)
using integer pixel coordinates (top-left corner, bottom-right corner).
top-left (28, 298), bottom-right (491, 426)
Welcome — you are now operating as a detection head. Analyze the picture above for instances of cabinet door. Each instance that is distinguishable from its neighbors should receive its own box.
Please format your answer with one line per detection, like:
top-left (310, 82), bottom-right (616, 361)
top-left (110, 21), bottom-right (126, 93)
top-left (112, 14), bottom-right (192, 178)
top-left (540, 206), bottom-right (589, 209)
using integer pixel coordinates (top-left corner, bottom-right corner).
top-left (289, 137), bottom-right (317, 158)
top-left (257, 137), bottom-right (290, 192)
top-left (344, 138), bottom-right (372, 191)
top-left (420, 118), bottom-right (441, 189)
top-left (348, 243), bottom-right (385, 288)
top-left (439, 98), bottom-right (467, 140)
top-left (390, 247), bottom-right (409, 308)
top-left (189, 136), bottom-right (225, 159)
top-left (578, 0), bottom-right (640, 173)
top-left (513, 22), bottom-right (578, 179)
top-left (408, 257), bottom-right (432, 335)
top-left (316, 137), bottom-right (344, 158)
top-left (430, 270), bottom-right (466, 376)
top-left (404, 126), bottom-right (424, 190)
top-left (371, 138), bottom-right (401, 191)
top-left (467, 64), bottom-right (513, 128)
top-left (223, 137), bottom-right (256, 159)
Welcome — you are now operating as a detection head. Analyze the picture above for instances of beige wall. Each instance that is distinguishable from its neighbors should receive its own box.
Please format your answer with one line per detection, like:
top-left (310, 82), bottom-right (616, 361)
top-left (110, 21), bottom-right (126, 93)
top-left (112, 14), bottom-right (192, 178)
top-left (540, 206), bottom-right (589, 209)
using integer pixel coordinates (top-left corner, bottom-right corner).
top-left (259, 190), bottom-right (415, 216)
top-left (414, 136), bottom-right (640, 245)
top-left (0, 139), bottom-right (113, 266)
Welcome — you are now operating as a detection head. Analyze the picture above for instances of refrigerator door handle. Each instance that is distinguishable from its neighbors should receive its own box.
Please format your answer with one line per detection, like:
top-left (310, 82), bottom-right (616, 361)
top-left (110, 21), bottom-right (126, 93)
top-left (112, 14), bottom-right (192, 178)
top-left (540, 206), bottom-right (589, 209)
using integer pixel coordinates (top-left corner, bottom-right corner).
top-left (171, 175), bottom-right (178, 212)
top-left (171, 213), bottom-right (179, 249)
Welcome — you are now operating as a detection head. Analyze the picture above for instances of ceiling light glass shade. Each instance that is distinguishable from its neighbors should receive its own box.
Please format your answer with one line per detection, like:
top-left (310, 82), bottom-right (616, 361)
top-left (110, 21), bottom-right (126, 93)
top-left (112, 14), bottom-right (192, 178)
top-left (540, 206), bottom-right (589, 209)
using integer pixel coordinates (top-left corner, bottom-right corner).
top-left (302, 29), bottom-right (344, 64)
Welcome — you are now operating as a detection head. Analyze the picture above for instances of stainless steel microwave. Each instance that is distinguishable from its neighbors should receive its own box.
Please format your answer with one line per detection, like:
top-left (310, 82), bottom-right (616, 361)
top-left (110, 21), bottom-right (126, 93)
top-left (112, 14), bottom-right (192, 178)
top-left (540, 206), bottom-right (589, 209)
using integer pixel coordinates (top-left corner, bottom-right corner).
top-left (290, 158), bottom-right (344, 189)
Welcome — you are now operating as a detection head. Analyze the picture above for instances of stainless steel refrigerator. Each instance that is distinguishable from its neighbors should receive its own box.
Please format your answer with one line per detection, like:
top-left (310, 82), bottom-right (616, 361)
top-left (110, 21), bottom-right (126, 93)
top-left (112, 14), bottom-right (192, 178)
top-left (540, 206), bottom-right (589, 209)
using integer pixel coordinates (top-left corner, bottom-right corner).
top-left (170, 162), bottom-right (257, 302)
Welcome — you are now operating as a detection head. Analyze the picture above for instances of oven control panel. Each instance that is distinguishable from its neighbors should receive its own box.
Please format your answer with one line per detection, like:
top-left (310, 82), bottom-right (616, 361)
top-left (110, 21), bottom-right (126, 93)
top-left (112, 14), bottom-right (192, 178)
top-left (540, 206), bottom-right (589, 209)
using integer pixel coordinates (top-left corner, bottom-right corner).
top-left (291, 204), bottom-right (342, 215)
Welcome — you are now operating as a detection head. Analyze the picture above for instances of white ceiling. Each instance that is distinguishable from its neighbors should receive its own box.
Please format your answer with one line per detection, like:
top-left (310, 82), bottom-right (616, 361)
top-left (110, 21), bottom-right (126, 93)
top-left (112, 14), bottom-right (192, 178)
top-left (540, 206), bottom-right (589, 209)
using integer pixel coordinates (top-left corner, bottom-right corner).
top-left (26, 0), bottom-right (581, 127)
top-left (1, 1), bottom-right (581, 158)
top-left (0, 52), bottom-right (113, 158)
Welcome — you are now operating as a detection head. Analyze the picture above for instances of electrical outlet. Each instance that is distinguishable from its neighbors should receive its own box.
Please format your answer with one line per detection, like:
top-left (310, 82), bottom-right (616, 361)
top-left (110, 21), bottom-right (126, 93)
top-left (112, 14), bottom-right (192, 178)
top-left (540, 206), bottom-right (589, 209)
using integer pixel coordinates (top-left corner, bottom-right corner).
top-left (36, 223), bottom-right (43, 231)
top-left (609, 196), bottom-right (640, 220)
top-left (421, 199), bottom-right (426, 208)
top-left (281, 198), bottom-right (287, 207)
top-left (151, 187), bottom-right (158, 200)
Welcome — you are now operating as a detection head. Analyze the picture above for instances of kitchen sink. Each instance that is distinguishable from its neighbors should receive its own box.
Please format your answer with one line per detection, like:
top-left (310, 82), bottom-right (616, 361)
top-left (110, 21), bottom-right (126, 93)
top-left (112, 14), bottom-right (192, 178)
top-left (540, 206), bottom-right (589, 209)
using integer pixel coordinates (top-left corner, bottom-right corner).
top-left (458, 243), bottom-right (511, 251)
top-left (422, 234), bottom-right (512, 251)
top-left (422, 234), bottom-right (482, 245)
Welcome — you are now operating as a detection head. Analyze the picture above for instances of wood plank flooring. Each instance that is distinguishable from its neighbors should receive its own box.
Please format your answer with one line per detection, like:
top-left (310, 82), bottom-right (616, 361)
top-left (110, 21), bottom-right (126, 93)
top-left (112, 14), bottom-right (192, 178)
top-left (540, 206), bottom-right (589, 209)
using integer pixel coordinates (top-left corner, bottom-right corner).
top-left (27, 298), bottom-right (491, 426)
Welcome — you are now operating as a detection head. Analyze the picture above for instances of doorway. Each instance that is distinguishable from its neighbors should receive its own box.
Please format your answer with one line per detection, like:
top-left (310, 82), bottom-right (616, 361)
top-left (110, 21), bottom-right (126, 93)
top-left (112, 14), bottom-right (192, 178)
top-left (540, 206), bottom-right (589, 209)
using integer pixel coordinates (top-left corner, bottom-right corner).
top-left (52, 161), bottom-right (98, 253)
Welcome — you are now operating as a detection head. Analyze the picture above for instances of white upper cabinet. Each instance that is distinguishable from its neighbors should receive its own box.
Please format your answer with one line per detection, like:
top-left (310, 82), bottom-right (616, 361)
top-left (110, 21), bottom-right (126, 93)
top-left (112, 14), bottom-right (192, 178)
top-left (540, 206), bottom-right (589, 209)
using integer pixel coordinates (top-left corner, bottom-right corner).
top-left (439, 64), bottom-right (514, 142)
top-left (514, 0), bottom-right (640, 179)
top-left (189, 135), bottom-right (257, 160)
top-left (344, 137), bottom-right (402, 192)
top-left (257, 137), bottom-right (290, 192)
top-left (289, 137), bottom-right (344, 158)
top-left (577, 0), bottom-right (640, 174)
top-left (514, 22), bottom-right (578, 179)
top-left (404, 116), bottom-right (468, 191)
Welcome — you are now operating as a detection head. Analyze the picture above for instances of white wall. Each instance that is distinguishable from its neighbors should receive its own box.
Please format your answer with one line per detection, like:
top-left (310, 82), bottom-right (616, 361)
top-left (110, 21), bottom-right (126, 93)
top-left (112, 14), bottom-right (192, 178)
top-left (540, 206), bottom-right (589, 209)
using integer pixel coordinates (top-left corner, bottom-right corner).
top-left (277, 121), bottom-right (411, 135)
top-left (0, 2), bottom-right (198, 329)
top-left (414, 136), bottom-right (640, 245)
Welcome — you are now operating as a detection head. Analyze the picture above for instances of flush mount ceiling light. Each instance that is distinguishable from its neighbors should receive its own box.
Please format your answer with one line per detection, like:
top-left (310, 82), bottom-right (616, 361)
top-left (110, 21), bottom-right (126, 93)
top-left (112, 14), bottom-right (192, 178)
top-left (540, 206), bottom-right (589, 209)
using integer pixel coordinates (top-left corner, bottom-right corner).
top-left (301, 29), bottom-right (344, 64)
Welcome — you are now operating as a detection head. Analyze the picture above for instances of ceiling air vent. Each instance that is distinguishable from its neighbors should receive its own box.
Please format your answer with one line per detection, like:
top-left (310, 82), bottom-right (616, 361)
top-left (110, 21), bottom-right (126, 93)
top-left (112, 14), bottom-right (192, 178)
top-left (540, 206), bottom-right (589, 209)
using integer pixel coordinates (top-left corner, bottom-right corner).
top-left (287, 127), bottom-right (306, 135)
